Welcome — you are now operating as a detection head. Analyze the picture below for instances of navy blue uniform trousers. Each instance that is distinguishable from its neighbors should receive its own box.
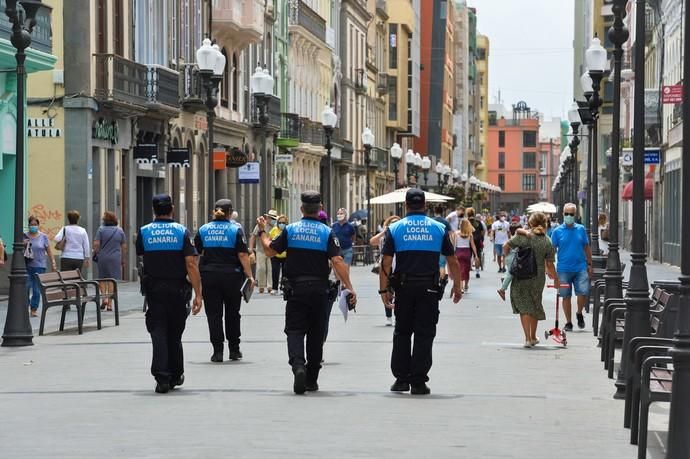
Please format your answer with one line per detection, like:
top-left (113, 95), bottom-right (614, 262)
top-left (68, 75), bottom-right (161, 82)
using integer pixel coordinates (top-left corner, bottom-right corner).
top-left (201, 271), bottom-right (243, 352)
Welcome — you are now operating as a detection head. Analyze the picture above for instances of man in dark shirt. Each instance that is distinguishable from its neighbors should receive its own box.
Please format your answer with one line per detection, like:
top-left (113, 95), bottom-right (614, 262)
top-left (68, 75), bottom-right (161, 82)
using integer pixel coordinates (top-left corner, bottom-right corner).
top-left (136, 194), bottom-right (202, 394)
top-left (331, 208), bottom-right (356, 265)
top-left (256, 191), bottom-right (356, 394)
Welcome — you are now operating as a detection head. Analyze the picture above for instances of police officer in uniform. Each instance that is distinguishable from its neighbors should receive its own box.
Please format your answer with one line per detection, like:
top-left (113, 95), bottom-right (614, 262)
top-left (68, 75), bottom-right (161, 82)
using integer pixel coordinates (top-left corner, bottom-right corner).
top-left (379, 188), bottom-right (463, 395)
top-left (194, 199), bottom-right (255, 362)
top-left (256, 191), bottom-right (356, 394)
top-left (136, 194), bottom-right (202, 394)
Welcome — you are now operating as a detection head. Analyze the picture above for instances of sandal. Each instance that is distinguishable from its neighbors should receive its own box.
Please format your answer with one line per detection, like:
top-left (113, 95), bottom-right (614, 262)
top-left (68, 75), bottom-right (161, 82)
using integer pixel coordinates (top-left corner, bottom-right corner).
top-left (30, 309), bottom-right (38, 317)
top-left (100, 302), bottom-right (107, 311)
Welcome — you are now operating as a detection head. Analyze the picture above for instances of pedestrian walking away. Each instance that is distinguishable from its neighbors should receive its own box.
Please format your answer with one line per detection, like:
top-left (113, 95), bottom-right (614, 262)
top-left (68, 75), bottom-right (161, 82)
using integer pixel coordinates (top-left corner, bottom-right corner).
top-left (491, 212), bottom-right (510, 273)
top-left (503, 212), bottom-right (558, 348)
top-left (136, 194), bottom-right (202, 394)
top-left (379, 188), bottom-right (463, 395)
top-left (550, 202), bottom-right (593, 331)
top-left (92, 211), bottom-right (126, 311)
top-left (466, 207), bottom-right (485, 278)
top-left (256, 191), bottom-right (357, 394)
top-left (195, 199), bottom-right (255, 363)
top-left (23, 216), bottom-right (56, 317)
top-left (454, 218), bottom-right (478, 293)
top-left (249, 209), bottom-right (277, 294)
top-left (370, 214), bottom-right (401, 326)
top-left (54, 210), bottom-right (91, 272)
top-left (268, 215), bottom-right (288, 295)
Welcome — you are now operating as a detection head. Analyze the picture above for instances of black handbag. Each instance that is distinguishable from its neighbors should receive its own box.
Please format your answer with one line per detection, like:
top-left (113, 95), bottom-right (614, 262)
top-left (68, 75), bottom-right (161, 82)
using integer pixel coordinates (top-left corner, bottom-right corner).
top-left (93, 229), bottom-right (117, 263)
top-left (509, 242), bottom-right (538, 281)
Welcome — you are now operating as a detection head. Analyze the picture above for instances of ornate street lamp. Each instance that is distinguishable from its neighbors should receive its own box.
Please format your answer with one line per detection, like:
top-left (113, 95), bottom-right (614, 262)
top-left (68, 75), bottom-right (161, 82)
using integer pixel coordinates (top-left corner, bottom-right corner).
top-left (421, 156), bottom-right (431, 189)
top-left (666, 1), bottom-right (690, 454)
top-left (405, 149), bottom-right (416, 186)
top-left (361, 127), bottom-right (375, 238)
top-left (321, 105), bottom-right (338, 214)
top-left (390, 142), bottom-right (403, 190)
top-left (414, 152), bottom-right (423, 187)
top-left (614, 0), bottom-right (651, 401)
top-left (585, 37), bottom-right (608, 256)
top-left (197, 39), bottom-right (226, 208)
top-left (435, 161), bottom-right (444, 192)
top-left (2, 0), bottom-right (51, 347)
top-left (251, 65), bottom-right (277, 213)
top-left (568, 103), bottom-right (582, 205)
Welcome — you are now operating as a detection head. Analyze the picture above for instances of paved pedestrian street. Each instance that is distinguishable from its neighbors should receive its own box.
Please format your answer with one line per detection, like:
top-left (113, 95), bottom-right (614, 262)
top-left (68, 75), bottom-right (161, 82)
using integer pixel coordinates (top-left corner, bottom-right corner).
top-left (0, 254), bottom-right (677, 458)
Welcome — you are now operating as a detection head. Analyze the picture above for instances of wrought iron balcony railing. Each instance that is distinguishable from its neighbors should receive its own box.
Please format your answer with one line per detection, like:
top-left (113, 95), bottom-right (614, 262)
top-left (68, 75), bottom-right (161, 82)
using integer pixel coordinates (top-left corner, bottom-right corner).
top-left (288, 0), bottom-right (326, 43)
top-left (94, 54), bottom-right (149, 107)
top-left (146, 65), bottom-right (180, 108)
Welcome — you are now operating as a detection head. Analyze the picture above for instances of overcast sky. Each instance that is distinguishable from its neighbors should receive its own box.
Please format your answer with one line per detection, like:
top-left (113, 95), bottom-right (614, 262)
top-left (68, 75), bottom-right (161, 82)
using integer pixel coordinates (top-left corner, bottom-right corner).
top-left (466, 0), bottom-right (575, 120)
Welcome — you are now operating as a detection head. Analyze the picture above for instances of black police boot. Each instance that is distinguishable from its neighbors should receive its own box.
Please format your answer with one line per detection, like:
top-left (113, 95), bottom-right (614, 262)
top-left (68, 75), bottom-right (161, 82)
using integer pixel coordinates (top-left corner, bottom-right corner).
top-left (390, 380), bottom-right (411, 392)
top-left (170, 374), bottom-right (185, 389)
top-left (305, 381), bottom-right (319, 392)
top-left (411, 383), bottom-right (431, 395)
top-left (211, 350), bottom-right (223, 362)
top-left (292, 364), bottom-right (307, 395)
top-left (155, 381), bottom-right (170, 394)
top-left (229, 347), bottom-right (243, 361)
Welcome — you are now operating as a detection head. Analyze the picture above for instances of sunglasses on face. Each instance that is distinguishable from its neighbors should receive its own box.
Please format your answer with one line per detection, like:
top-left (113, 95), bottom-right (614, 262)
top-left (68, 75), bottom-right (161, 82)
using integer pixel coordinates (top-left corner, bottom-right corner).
top-left (564, 212), bottom-right (576, 217)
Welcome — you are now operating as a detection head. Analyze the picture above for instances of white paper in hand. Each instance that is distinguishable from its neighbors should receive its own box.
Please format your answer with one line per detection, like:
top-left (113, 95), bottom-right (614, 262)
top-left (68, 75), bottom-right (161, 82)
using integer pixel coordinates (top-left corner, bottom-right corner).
top-left (338, 288), bottom-right (351, 322)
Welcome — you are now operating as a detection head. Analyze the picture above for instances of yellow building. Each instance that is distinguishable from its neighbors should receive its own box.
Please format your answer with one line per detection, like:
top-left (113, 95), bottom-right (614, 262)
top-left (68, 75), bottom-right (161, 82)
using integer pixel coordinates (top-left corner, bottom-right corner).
top-left (475, 33), bottom-right (489, 182)
top-left (26, 0), bottom-right (64, 239)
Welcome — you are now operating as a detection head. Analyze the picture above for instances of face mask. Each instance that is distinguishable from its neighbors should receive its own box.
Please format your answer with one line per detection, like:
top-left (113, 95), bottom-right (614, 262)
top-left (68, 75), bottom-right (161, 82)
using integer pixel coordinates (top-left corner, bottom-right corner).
top-left (458, 214), bottom-right (464, 219)
top-left (278, 223), bottom-right (286, 230)
top-left (29, 226), bottom-right (38, 234)
top-left (337, 214), bottom-right (345, 221)
top-left (564, 215), bottom-right (576, 225)
top-left (500, 216), bottom-right (506, 222)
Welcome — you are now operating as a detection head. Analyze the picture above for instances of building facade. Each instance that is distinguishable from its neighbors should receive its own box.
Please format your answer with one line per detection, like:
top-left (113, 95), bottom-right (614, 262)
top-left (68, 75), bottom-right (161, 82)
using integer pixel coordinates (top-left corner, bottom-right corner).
top-left (452, 0), bottom-right (470, 176)
top-left (475, 33), bottom-right (489, 182)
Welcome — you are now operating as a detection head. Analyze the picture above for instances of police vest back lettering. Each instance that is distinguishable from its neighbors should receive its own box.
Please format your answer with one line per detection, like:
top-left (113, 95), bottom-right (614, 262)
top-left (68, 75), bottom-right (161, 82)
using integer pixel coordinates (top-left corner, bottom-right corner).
top-left (389, 215), bottom-right (445, 252)
top-left (198, 221), bottom-right (239, 249)
top-left (141, 222), bottom-right (186, 251)
top-left (287, 220), bottom-right (330, 251)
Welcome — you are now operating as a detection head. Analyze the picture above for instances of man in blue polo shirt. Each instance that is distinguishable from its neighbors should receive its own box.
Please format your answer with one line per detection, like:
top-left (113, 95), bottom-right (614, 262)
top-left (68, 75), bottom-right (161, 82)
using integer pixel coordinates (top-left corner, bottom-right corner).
top-left (332, 208), bottom-right (356, 265)
top-left (550, 203), bottom-right (593, 331)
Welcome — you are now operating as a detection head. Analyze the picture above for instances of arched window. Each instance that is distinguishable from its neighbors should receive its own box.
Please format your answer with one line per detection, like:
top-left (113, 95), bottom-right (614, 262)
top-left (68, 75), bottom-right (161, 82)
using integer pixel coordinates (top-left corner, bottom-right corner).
top-left (232, 53), bottom-right (239, 112)
top-left (221, 48), bottom-right (229, 108)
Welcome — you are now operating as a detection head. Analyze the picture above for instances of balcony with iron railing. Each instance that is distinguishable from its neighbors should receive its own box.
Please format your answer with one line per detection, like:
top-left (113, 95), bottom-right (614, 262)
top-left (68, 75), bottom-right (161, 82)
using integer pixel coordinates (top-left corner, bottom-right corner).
top-left (146, 65), bottom-right (180, 113)
top-left (288, 0), bottom-right (327, 44)
top-left (94, 54), bottom-right (149, 110)
top-left (376, 73), bottom-right (388, 95)
top-left (250, 93), bottom-right (281, 131)
top-left (213, 0), bottom-right (264, 47)
top-left (370, 147), bottom-right (389, 171)
top-left (276, 113), bottom-right (301, 148)
top-left (376, 0), bottom-right (387, 15)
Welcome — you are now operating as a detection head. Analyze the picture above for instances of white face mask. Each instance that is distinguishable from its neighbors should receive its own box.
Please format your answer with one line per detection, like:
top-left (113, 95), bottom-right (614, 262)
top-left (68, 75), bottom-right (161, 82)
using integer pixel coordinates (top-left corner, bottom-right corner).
top-left (337, 214), bottom-right (345, 221)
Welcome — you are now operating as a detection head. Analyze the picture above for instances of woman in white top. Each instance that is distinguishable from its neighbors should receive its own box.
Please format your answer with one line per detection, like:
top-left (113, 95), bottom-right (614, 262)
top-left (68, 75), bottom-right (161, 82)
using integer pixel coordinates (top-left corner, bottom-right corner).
top-left (454, 218), bottom-right (478, 293)
top-left (54, 210), bottom-right (91, 272)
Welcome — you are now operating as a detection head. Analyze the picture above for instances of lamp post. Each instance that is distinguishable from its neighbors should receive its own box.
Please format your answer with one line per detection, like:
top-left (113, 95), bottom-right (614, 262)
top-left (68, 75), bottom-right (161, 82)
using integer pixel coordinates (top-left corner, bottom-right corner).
top-left (251, 65), bottom-right (277, 213)
top-left (361, 127), bottom-right (374, 239)
top-left (614, 0), bottom-right (651, 400)
top-left (405, 149), bottom-right (415, 186)
top-left (582, 90), bottom-right (594, 233)
top-left (421, 156), bottom-right (431, 189)
top-left (321, 105), bottom-right (338, 214)
top-left (435, 161), bottom-right (444, 192)
top-left (604, 0), bottom-right (628, 304)
top-left (197, 39), bottom-right (226, 209)
top-left (666, 1), bottom-right (690, 454)
top-left (414, 153), bottom-right (423, 187)
top-left (583, 37), bottom-right (608, 256)
top-left (443, 165), bottom-right (451, 192)
top-left (390, 142), bottom-right (403, 191)
top-left (568, 103), bottom-right (582, 205)
top-left (2, 0), bottom-right (49, 347)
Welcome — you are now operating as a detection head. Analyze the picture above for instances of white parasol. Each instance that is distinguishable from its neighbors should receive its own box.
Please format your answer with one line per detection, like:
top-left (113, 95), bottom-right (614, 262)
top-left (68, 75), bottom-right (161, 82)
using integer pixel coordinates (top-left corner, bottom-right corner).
top-left (365, 187), bottom-right (454, 204)
top-left (526, 202), bottom-right (558, 214)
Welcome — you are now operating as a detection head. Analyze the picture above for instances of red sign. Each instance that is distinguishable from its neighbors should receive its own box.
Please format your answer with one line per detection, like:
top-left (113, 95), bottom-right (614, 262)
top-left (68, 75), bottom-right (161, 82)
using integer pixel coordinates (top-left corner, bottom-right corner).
top-left (662, 85), bottom-right (683, 104)
top-left (213, 150), bottom-right (227, 170)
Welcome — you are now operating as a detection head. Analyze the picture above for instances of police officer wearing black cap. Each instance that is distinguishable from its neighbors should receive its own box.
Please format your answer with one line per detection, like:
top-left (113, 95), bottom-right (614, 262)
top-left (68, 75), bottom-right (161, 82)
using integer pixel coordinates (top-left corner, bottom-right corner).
top-left (136, 194), bottom-right (202, 394)
top-left (256, 190), bottom-right (356, 394)
top-left (379, 188), bottom-right (463, 395)
top-left (195, 199), bottom-right (255, 362)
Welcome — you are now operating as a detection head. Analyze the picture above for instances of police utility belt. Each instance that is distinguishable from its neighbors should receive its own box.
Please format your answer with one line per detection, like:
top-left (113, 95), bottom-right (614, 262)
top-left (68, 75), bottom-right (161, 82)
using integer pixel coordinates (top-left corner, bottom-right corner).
top-left (389, 272), bottom-right (448, 301)
top-left (280, 276), bottom-right (333, 301)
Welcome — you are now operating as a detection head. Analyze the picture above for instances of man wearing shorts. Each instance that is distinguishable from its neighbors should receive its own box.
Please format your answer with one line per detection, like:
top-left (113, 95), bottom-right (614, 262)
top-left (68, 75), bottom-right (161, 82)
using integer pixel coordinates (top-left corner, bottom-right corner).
top-left (491, 212), bottom-right (510, 273)
top-left (550, 203), bottom-right (593, 331)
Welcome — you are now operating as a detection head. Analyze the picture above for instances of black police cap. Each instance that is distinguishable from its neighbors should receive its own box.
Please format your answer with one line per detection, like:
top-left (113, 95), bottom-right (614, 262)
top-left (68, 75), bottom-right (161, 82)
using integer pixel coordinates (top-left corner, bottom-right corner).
top-left (214, 198), bottom-right (233, 212)
top-left (152, 194), bottom-right (173, 209)
top-left (405, 188), bottom-right (425, 206)
top-left (301, 190), bottom-right (322, 204)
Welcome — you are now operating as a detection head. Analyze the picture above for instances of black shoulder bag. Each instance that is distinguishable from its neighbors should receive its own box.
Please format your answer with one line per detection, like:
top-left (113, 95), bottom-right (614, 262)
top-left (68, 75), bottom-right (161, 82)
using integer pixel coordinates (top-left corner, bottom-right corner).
top-left (509, 238), bottom-right (538, 280)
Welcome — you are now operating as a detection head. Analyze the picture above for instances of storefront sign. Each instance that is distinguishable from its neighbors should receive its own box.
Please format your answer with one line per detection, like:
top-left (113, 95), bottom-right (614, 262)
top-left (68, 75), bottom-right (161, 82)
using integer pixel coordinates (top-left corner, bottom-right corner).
top-left (644, 149), bottom-right (661, 165)
top-left (93, 118), bottom-right (119, 144)
top-left (133, 144), bottom-right (159, 164)
top-left (275, 154), bottom-right (293, 163)
top-left (213, 150), bottom-right (227, 170)
top-left (168, 148), bottom-right (191, 168)
top-left (238, 162), bottom-right (260, 184)
top-left (226, 147), bottom-right (248, 168)
top-left (661, 85), bottom-right (683, 104)
top-left (27, 118), bottom-right (61, 137)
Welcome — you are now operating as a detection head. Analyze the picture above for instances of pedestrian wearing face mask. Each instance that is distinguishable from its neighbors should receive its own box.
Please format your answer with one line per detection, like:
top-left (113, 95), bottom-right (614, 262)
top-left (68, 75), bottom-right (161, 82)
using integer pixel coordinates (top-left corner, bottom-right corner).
top-left (23, 216), bottom-right (56, 317)
top-left (269, 215), bottom-right (288, 295)
top-left (491, 212), bottom-right (511, 273)
top-left (550, 203), bottom-right (593, 331)
top-left (332, 208), bottom-right (356, 266)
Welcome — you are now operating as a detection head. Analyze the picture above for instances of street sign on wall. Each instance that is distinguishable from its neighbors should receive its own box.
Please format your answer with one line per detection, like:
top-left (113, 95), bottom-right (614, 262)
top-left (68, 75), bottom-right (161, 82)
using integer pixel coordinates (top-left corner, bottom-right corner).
top-left (644, 149), bottom-right (660, 165)
top-left (662, 85), bottom-right (683, 104)
top-left (238, 162), bottom-right (260, 184)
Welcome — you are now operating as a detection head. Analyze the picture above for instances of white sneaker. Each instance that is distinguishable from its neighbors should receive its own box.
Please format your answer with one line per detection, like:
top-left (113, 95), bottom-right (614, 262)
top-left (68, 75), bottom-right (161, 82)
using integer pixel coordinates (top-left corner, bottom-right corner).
top-left (386, 317), bottom-right (393, 327)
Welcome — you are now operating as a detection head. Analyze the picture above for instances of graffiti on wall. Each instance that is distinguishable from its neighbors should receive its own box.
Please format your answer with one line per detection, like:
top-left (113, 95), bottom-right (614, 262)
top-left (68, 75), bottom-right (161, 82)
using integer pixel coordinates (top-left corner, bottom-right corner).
top-left (29, 203), bottom-right (63, 239)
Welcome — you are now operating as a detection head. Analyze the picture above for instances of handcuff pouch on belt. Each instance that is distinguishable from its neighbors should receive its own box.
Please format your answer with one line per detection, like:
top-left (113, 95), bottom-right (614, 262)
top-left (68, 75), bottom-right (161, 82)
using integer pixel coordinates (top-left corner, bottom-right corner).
top-left (281, 277), bottom-right (293, 301)
top-left (328, 280), bottom-right (340, 303)
top-left (390, 272), bottom-right (445, 300)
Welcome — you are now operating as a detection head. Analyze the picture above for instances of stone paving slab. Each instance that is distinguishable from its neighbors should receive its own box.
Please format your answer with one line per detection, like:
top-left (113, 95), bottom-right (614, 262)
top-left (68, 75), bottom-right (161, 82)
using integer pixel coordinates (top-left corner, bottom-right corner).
top-left (0, 252), bottom-right (679, 458)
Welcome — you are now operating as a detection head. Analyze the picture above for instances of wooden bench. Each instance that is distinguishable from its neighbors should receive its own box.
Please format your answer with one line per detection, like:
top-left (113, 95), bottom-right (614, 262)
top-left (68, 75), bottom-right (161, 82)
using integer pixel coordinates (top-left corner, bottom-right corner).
top-left (36, 271), bottom-right (97, 335)
top-left (59, 269), bottom-right (119, 326)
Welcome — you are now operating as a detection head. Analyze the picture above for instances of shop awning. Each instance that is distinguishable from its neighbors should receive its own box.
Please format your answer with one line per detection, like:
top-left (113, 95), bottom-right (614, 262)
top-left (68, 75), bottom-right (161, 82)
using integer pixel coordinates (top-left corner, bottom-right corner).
top-left (621, 176), bottom-right (653, 201)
